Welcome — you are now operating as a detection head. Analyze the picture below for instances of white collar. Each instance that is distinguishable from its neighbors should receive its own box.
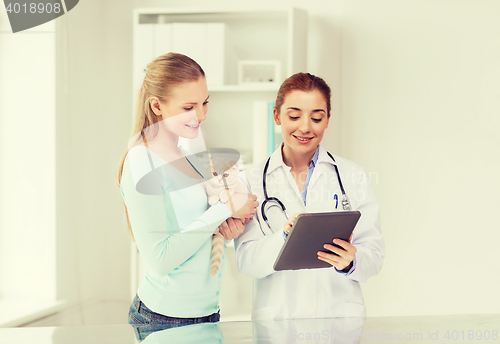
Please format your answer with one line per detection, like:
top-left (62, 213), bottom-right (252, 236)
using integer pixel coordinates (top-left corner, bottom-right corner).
top-left (317, 144), bottom-right (338, 166)
top-left (265, 143), bottom-right (336, 176)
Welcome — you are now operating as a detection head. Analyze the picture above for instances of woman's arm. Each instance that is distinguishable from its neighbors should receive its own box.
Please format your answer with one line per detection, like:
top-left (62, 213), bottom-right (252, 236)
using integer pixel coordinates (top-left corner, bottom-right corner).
top-left (122, 155), bottom-right (232, 277)
top-left (128, 189), bottom-right (231, 277)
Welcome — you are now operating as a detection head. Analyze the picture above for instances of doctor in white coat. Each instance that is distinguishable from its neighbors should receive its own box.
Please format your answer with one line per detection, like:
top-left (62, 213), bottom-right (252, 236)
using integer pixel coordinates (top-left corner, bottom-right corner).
top-left (235, 72), bottom-right (385, 320)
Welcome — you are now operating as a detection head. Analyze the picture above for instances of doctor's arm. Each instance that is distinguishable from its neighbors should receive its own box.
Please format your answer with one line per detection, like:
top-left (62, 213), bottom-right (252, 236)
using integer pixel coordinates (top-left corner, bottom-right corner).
top-left (341, 167), bottom-right (385, 282)
top-left (234, 212), bottom-right (286, 279)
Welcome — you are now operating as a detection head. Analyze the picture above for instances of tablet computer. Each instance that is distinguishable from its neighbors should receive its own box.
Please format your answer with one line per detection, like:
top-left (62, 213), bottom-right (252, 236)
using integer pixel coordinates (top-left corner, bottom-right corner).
top-left (273, 211), bottom-right (361, 271)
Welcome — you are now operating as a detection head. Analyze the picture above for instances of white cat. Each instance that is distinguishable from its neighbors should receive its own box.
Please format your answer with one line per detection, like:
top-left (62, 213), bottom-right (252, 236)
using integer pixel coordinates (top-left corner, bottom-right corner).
top-left (204, 157), bottom-right (247, 277)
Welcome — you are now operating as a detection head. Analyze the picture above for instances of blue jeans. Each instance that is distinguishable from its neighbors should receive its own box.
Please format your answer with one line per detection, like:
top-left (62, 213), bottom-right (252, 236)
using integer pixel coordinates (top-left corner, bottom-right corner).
top-left (128, 294), bottom-right (220, 341)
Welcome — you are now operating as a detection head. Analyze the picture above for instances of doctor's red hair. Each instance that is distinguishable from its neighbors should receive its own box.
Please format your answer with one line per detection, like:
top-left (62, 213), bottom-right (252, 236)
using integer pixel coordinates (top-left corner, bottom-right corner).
top-left (274, 72), bottom-right (331, 117)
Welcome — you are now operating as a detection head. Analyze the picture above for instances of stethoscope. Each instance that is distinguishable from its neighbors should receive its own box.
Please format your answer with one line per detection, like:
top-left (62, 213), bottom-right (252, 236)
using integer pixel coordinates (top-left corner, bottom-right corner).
top-left (261, 151), bottom-right (352, 231)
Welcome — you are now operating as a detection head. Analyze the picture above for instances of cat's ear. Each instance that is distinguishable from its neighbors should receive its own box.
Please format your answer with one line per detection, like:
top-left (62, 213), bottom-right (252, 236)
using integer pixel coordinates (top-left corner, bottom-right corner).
top-left (232, 163), bottom-right (239, 170)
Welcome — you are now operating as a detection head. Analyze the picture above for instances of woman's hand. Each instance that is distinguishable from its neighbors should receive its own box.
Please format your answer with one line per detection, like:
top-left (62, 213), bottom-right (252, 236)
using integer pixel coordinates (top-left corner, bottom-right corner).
top-left (317, 236), bottom-right (356, 271)
top-left (218, 217), bottom-right (250, 240)
top-left (283, 212), bottom-right (304, 235)
top-left (226, 193), bottom-right (258, 220)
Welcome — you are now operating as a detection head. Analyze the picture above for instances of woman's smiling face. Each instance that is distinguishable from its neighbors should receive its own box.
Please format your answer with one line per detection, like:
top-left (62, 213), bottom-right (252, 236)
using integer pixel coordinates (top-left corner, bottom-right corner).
top-left (151, 76), bottom-right (209, 140)
top-left (275, 89), bottom-right (330, 156)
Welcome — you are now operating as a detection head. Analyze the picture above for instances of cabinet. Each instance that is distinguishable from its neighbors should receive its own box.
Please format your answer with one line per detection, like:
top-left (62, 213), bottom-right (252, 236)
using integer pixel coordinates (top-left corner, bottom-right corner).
top-left (131, 6), bottom-right (307, 320)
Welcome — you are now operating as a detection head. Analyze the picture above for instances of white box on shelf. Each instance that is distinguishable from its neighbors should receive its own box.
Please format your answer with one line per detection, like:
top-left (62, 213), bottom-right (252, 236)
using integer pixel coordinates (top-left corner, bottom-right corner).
top-left (145, 22), bottom-right (225, 88)
top-left (154, 23), bottom-right (172, 57)
top-left (171, 23), bottom-right (208, 70)
top-left (205, 23), bottom-right (225, 87)
top-left (238, 60), bottom-right (281, 86)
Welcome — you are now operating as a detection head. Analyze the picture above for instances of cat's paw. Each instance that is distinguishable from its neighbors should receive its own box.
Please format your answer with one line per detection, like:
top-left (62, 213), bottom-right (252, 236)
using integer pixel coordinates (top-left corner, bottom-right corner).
top-left (208, 195), bottom-right (220, 205)
top-left (219, 192), bottom-right (229, 203)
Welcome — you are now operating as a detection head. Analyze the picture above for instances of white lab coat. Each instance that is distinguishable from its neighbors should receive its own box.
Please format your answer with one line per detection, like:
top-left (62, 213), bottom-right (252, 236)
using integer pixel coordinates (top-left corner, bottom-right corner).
top-left (235, 144), bottom-right (385, 320)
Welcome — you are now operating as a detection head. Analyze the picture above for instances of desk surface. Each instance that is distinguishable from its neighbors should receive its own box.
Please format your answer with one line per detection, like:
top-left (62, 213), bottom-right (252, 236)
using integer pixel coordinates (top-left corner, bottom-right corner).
top-left (1, 314), bottom-right (499, 344)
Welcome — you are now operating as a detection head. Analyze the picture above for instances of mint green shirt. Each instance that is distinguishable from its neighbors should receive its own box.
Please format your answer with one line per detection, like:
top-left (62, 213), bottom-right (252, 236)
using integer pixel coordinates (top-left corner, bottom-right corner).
top-left (120, 146), bottom-right (231, 318)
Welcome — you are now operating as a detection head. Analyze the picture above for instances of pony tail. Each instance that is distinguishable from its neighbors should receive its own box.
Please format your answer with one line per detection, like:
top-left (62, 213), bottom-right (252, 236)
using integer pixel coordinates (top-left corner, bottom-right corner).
top-left (115, 82), bottom-right (149, 242)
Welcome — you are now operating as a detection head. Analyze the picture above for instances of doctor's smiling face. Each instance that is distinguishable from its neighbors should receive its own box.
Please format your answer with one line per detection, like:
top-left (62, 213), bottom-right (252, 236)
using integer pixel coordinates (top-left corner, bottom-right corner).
top-left (274, 89), bottom-right (330, 159)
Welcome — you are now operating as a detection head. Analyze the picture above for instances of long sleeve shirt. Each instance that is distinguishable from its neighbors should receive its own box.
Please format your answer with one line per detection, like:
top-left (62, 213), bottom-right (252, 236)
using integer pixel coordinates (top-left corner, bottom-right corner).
top-left (120, 146), bottom-right (231, 318)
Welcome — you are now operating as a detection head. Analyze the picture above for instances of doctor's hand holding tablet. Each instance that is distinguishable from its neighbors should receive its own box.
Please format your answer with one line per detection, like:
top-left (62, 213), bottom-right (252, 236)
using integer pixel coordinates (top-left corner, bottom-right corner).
top-left (282, 212), bottom-right (357, 271)
top-left (234, 72), bottom-right (386, 320)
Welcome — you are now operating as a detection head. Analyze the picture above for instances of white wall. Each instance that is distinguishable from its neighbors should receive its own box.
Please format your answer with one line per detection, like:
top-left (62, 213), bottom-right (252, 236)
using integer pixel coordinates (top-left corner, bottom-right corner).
top-left (54, 0), bottom-right (132, 311)
top-left (0, 16), bottom-right (56, 300)
top-left (340, 0), bottom-right (500, 316)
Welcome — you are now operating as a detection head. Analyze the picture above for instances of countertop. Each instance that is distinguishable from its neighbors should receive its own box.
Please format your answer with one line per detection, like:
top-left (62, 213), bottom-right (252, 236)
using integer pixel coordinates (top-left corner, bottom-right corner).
top-left (1, 314), bottom-right (499, 344)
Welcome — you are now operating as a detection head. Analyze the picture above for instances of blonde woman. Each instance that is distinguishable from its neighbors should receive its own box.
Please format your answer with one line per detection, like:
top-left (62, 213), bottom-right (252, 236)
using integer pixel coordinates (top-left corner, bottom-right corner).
top-left (117, 53), bottom-right (258, 329)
